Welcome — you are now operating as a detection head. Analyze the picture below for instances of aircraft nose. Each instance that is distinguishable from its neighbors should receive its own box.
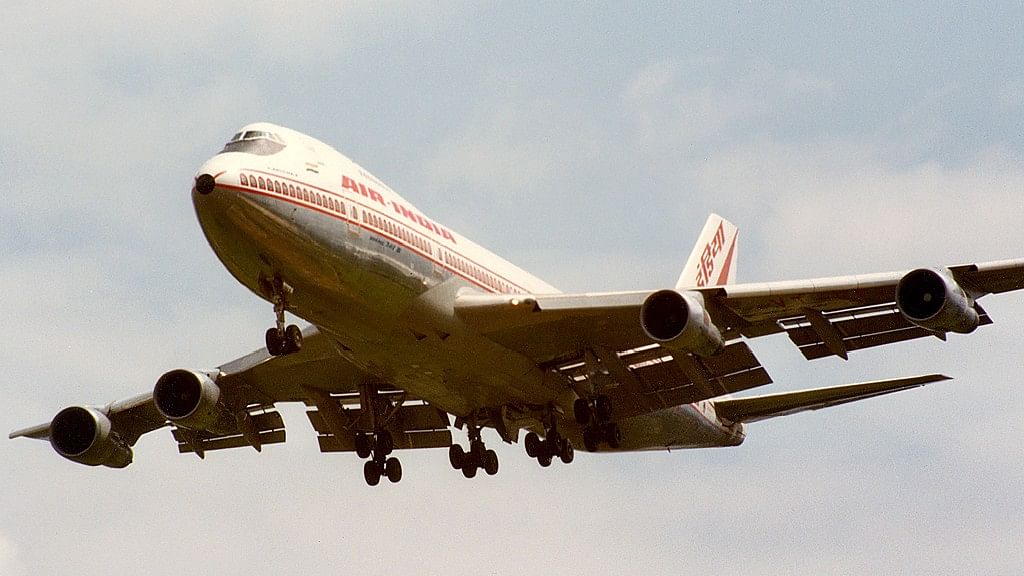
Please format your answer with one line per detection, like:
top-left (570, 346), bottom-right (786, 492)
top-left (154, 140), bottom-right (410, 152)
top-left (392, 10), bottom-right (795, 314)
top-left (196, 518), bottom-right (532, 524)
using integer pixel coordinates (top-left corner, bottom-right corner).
top-left (195, 173), bottom-right (216, 195)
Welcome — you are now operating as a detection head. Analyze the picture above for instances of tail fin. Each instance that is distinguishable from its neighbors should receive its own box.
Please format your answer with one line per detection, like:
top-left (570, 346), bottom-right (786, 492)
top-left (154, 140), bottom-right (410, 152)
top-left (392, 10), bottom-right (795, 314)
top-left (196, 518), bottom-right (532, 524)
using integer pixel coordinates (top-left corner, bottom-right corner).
top-left (676, 214), bottom-right (739, 289)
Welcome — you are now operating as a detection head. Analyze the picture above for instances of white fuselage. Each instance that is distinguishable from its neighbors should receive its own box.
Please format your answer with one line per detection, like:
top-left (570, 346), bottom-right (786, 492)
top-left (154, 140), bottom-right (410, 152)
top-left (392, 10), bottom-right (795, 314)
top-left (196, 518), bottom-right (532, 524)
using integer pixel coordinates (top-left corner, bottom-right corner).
top-left (193, 123), bottom-right (743, 451)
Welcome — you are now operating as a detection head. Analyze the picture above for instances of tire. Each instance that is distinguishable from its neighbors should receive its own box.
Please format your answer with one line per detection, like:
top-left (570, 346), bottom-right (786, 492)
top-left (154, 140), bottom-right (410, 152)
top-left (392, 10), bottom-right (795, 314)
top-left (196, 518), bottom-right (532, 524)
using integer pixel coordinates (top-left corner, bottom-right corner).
top-left (385, 457), bottom-right (402, 483)
top-left (448, 444), bottom-right (465, 470)
top-left (265, 328), bottom-right (283, 356)
top-left (284, 324), bottom-right (303, 354)
top-left (538, 454), bottom-right (553, 467)
top-left (363, 460), bottom-right (381, 486)
top-left (462, 462), bottom-right (477, 478)
top-left (605, 423), bottom-right (622, 449)
top-left (583, 428), bottom-right (599, 452)
top-left (559, 440), bottom-right (574, 464)
top-left (595, 395), bottom-right (613, 423)
top-left (573, 398), bottom-right (592, 425)
top-left (355, 433), bottom-right (371, 459)
top-left (483, 449), bottom-right (499, 476)
top-left (524, 432), bottom-right (541, 458)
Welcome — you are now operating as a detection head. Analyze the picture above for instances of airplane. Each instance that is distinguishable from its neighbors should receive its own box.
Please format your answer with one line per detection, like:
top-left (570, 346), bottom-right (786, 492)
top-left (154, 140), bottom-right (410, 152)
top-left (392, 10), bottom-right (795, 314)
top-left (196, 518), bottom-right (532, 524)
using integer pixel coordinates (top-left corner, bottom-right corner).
top-left (11, 123), bottom-right (1024, 486)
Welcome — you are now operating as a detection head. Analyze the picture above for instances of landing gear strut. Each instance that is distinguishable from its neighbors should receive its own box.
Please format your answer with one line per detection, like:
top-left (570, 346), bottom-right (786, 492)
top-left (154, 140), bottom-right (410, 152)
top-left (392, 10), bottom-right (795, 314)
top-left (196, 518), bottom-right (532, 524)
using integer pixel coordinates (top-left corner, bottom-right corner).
top-left (449, 420), bottom-right (499, 478)
top-left (262, 275), bottom-right (302, 356)
top-left (575, 394), bottom-right (621, 452)
top-left (354, 384), bottom-right (405, 486)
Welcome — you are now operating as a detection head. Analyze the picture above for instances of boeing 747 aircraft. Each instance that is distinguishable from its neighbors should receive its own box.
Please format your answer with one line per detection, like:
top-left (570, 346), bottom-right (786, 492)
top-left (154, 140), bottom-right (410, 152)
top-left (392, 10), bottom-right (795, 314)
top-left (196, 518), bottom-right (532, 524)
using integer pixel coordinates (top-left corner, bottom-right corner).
top-left (12, 123), bottom-right (1024, 485)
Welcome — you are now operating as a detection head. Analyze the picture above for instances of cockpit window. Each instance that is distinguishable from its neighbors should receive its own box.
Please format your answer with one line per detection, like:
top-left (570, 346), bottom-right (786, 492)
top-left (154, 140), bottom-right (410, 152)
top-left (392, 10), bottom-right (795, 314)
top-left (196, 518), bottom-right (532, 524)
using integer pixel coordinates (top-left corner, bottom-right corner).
top-left (220, 130), bottom-right (286, 155)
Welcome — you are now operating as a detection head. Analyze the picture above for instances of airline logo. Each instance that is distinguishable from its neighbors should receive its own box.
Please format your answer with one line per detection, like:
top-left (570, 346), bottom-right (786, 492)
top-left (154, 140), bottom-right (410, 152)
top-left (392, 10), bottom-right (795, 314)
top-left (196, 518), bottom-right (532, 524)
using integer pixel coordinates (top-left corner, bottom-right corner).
top-left (342, 175), bottom-right (456, 243)
top-left (696, 222), bottom-right (728, 287)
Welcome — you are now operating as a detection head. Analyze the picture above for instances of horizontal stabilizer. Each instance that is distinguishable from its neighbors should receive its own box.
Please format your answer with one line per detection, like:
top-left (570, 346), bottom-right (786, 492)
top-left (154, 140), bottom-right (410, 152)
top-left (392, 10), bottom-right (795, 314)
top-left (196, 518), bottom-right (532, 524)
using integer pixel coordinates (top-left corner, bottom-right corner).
top-left (712, 374), bottom-right (950, 424)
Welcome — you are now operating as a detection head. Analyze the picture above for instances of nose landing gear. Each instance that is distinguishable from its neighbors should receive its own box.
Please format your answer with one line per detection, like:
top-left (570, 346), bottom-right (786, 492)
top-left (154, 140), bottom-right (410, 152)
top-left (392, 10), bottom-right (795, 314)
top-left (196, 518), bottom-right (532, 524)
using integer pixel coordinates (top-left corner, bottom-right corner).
top-left (261, 275), bottom-right (302, 356)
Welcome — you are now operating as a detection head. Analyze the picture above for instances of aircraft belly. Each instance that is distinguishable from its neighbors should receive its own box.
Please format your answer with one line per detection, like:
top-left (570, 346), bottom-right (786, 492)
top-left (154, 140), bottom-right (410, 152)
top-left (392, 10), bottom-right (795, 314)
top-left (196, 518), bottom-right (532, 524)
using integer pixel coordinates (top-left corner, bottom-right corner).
top-left (576, 404), bottom-right (744, 452)
top-left (195, 188), bottom-right (560, 418)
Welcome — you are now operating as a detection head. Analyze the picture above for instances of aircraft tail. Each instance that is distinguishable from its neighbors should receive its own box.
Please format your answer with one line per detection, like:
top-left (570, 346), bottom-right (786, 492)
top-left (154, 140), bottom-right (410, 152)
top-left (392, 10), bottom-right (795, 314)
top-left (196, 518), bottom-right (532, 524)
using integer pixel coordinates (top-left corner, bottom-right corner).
top-left (676, 214), bottom-right (739, 289)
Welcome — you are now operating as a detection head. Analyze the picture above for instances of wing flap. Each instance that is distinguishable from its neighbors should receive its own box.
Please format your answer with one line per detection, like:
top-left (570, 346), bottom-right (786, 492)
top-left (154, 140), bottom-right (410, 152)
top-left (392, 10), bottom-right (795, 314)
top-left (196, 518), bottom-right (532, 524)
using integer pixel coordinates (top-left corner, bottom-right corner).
top-left (579, 342), bottom-right (773, 419)
top-left (171, 410), bottom-right (287, 455)
top-left (317, 430), bottom-right (452, 452)
top-left (712, 374), bottom-right (950, 424)
top-left (781, 304), bottom-right (993, 360)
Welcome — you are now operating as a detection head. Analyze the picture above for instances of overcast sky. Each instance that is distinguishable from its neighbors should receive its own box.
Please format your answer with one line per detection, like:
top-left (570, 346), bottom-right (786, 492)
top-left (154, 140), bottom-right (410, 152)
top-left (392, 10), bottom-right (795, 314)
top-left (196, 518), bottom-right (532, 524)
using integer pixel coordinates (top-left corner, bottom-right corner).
top-left (3, 3), bottom-right (1024, 575)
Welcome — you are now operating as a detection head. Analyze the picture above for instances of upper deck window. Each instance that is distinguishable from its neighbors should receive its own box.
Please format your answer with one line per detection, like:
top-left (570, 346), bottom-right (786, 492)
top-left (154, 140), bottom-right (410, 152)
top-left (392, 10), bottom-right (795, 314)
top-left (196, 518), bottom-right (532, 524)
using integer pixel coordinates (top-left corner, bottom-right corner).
top-left (220, 130), bottom-right (286, 155)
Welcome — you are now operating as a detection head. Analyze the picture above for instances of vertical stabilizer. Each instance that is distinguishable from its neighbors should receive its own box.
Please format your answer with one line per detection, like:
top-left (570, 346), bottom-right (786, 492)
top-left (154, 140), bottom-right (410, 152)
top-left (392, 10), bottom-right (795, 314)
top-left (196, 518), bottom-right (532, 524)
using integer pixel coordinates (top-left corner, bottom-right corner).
top-left (676, 214), bottom-right (739, 289)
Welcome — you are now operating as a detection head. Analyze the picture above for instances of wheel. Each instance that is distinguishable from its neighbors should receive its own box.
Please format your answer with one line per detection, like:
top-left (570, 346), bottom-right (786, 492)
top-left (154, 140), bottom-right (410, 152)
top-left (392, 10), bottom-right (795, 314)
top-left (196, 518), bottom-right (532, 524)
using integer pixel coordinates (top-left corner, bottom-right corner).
top-left (524, 432), bottom-right (541, 458)
top-left (265, 328), bottom-right (284, 356)
top-left (583, 428), bottom-right (599, 452)
top-left (595, 395), bottom-right (613, 422)
top-left (448, 444), bottom-right (465, 470)
top-left (483, 449), bottom-right (499, 476)
top-left (538, 453), bottom-right (553, 467)
top-left (574, 398), bottom-right (592, 425)
top-left (605, 423), bottom-right (622, 449)
top-left (354, 433), bottom-right (371, 459)
top-left (363, 460), bottom-right (381, 486)
top-left (461, 461), bottom-right (477, 478)
top-left (376, 430), bottom-right (394, 456)
top-left (559, 440), bottom-right (574, 464)
top-left (385, 457), bottom-right (402, 483)
top-left (284, 324), bottom-right (303, 354)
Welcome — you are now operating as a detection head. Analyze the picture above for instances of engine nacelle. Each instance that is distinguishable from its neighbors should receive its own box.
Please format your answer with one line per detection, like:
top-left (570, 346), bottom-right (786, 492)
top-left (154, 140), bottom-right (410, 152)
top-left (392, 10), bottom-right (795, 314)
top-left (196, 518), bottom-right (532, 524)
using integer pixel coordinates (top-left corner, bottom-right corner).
top-left (49, 406), bottom-right (133, 468)
top-left (896, 268), bottom-right (979, 334)
top-left (640, 289), bottom-right (724, 357)
top-left (154, 369), bottom-right (227, 431)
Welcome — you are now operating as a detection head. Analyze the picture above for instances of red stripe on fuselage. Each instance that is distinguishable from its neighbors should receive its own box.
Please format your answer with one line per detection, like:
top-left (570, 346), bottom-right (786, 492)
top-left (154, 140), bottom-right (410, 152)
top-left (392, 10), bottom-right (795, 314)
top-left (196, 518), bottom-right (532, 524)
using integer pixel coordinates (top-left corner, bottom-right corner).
top-left (215, 175), bottom-right (526, 294)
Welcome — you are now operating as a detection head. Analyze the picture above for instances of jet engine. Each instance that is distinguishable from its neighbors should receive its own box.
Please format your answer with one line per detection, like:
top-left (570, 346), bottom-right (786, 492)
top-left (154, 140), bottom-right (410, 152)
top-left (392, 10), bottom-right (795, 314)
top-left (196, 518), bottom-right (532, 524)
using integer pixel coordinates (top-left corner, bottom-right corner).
top-left (154, 369), bottom-right (229, 431)
top-left (640, 290), bottom-right (724, 357)
top-left (896, 268), bottom-right (980, 334)
top-left (49, 406), bottom-right (133, 468)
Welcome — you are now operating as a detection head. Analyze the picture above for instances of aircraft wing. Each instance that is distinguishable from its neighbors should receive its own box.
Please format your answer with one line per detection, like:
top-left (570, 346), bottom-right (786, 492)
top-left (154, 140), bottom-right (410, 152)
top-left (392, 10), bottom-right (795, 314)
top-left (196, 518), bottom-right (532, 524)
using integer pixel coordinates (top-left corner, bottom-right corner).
top-left (701, 259), bottom-right (1024, 359)
top-left (10, 325), bottom-right (451, 463)
top-left (711, 374), bottom-right (950, 424)
top-left (454, 259), bottom-right (1024, 410)
top-left (9, 392), bottom-right (164, 444)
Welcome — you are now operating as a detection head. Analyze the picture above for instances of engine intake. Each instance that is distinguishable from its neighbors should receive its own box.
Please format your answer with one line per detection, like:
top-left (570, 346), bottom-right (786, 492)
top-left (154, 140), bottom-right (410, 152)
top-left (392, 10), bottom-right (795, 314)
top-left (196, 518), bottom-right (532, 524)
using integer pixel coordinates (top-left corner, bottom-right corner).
top-left (640, 290), bottom-right (724, 357)
top-left (896, 268), bottom-right (979, 333)
top-left (154, 369), bottom-right (227, 431)
top-left (49, 406), bottom-right (133, 468)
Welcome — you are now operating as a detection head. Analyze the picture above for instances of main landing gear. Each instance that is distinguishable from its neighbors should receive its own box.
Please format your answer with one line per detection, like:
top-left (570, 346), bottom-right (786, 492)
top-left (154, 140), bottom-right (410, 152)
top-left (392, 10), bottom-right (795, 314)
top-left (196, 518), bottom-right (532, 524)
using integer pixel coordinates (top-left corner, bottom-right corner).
top-left (356, 430), bottom-right (403, 486)
top-left (448, 422), bottom-right (499, 479)
top-left (575, 395), bottom-right (621, 452)
top-left (354, 384), bottom-right (404, 486)
top-left (523, 420), bottom-right (574, 467)
top-left (262, 276), bottom-right (302, 356)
